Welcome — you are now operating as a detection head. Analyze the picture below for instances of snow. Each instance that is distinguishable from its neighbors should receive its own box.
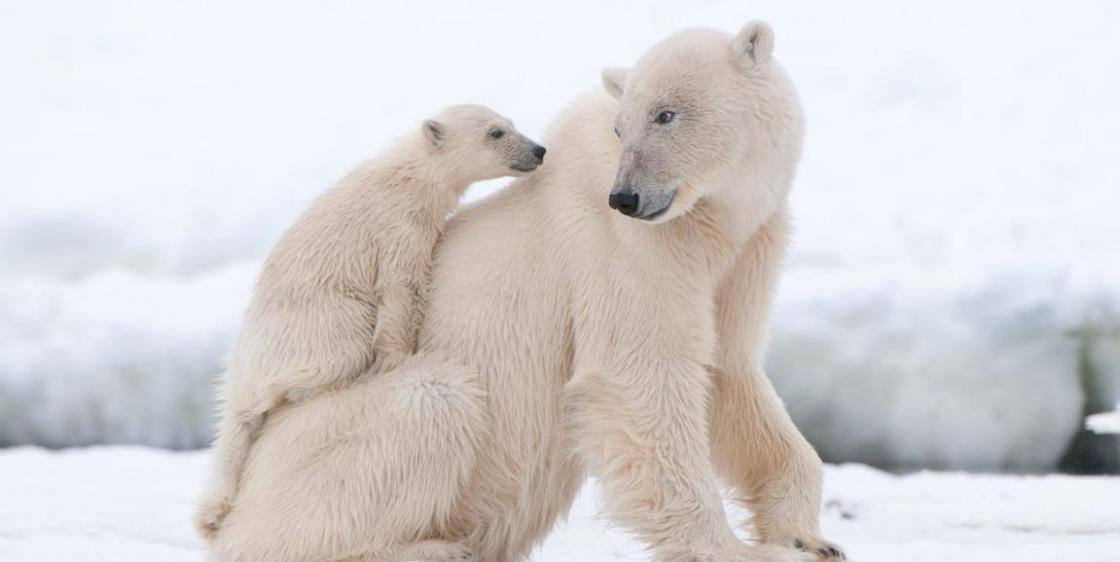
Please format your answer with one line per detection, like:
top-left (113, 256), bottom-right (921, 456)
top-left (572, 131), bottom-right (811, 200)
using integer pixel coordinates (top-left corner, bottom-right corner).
top-left (1, 0), bottom-right (1119, 469)
top-left (0, 265), bottom-right (255, 448)
top-left (1, 447), bottom-right (1118, 562)
top-left (1089, 406), bottom-right (1120, 435)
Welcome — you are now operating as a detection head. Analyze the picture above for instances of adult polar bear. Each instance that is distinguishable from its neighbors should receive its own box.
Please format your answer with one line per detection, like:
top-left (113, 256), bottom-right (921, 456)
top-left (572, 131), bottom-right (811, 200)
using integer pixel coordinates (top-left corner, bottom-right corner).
top-left (211, 22), bottom-right (844, 562)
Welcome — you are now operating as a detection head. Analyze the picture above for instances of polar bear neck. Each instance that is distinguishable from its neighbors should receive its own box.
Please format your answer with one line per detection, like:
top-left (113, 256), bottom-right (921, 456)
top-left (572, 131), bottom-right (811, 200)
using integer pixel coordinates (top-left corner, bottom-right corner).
top-left (376, 134), bottom-right (473, 213)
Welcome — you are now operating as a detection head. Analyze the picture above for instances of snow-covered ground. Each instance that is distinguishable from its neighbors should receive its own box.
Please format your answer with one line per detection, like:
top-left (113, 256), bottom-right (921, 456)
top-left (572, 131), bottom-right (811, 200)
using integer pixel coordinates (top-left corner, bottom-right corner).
top-left (2, 0), bottom-right (1119, 470)
top-left (1090, 406), bottom-right (1120, 435)
top-left (0, 447), bottom-right (1117, 562)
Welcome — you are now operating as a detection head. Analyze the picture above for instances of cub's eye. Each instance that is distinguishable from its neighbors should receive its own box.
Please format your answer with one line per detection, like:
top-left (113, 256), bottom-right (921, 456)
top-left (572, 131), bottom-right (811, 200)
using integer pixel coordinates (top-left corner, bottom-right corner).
top-left (655, 110), bottom-right (676, 124)
top-left (613, 126), bottom-right (620, 138)
top-left (489, 128), bottom-right (505, 139)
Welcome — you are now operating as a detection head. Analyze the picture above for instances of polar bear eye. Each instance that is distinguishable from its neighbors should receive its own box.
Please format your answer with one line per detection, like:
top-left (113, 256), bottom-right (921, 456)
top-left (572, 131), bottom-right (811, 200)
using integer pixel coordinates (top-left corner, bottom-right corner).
top-left (655, 110), bottom-right (676, 124)
top-left (489, 128), bottom-right (505, 139)
top-left (613, 127), bottom-right (620, 138)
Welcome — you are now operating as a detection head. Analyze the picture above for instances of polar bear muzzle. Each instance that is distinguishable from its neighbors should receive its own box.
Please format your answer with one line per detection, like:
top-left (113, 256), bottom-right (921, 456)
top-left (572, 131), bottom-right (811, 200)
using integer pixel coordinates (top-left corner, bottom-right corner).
top-left (609, 182), bottom-right (676, 221)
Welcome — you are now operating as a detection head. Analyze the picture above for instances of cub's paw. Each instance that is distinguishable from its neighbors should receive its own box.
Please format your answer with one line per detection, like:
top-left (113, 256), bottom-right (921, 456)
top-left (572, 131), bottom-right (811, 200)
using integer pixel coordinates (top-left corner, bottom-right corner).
top-left (374, 350), bottom-right (410, 375)
top-left (193, 498), bottom-right (232, 539)
top-left (791, 537), bottom-right (846, 560)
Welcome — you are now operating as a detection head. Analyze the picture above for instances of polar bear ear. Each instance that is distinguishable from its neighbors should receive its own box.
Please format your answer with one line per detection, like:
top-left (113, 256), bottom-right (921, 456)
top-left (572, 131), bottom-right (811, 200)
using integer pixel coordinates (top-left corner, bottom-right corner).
top-left (601, 67), bottom-right (629, 100)
top-left (422, 119), bottom-right (445, 147)
top-left (731, 20), bottom-right (774, 68)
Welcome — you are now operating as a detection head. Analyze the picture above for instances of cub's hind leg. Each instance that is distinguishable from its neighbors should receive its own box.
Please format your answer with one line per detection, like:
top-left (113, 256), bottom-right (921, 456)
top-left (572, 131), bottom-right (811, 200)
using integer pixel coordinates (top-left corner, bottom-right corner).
top-left (194, 382), bottom-right (288, 539)
top-left (195, 407), bottom-right (262, 538)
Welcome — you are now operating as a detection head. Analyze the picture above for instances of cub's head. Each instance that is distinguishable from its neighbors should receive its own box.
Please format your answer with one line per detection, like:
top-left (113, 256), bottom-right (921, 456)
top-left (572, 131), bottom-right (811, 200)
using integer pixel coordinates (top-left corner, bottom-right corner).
top-left (601, 21), bottom-right (803, 223)
top-left (422, 105), bottom-right (546, 183)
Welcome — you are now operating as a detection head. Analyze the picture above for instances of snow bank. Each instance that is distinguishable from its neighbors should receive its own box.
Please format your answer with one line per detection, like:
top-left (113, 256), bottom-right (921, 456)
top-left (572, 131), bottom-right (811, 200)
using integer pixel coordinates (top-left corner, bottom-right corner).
top-left (768, 266), bottom-right (1086, 471)
top-left (757, 0), bottom-right (1120, 471)
top-left (1, 447), bottom-right (1118, 562)
top-left (1, 0), bottom-right (1118, 467)
top-left (1089, 406), bottom-right (1120, 435)
top-left (0, 265), bottom-right (256, 448)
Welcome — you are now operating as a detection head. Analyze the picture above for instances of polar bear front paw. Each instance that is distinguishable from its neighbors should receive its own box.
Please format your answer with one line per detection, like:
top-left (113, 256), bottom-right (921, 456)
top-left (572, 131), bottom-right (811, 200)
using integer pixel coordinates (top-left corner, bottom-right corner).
top-left (791, 537), bottom-right (846, 560)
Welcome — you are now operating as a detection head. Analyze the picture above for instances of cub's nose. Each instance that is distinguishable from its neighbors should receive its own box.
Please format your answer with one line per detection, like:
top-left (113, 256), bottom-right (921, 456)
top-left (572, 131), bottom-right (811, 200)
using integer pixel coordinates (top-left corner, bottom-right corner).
top-left (532, 144), bottom-right (547, 161)
top-left (608, 186), bottom-right (640, 217)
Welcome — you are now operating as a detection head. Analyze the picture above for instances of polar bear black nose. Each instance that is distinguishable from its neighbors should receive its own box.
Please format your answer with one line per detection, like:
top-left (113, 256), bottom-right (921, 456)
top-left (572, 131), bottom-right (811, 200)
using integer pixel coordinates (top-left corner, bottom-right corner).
top-left (532, 144), bottom-right (547, 161)
top-left (609, 186), bottom-right (640, 216)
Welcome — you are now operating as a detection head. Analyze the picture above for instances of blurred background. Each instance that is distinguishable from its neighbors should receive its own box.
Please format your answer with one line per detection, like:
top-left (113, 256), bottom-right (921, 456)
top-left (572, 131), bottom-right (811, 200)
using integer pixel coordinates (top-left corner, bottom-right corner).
top-left (2, 0), bottom-right (1118, 477)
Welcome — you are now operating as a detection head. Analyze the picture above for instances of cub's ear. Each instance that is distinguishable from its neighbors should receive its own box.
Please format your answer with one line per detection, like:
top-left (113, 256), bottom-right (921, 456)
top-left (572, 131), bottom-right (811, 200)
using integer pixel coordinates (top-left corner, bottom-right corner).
top-left (422, 119), bottom-right (445, 147)
top-left (601, 67), bottom-right (629, 100)
top-left (731, 20), bottom-right (774, 68)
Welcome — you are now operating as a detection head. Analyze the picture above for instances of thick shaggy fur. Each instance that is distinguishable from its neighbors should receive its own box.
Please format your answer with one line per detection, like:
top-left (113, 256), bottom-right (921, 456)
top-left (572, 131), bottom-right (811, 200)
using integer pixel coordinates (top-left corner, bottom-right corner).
top-left (210, 22), bottom-right (844, 562)
top-left (194, 105), bottom-right (543, 538)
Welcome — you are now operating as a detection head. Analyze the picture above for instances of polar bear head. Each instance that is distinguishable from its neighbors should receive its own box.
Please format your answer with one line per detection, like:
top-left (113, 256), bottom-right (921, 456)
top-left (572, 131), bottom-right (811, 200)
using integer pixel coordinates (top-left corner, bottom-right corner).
top-left (422, 104), bottom-right (547, 183)
top-left (601, 21), bottom-right (804, 225)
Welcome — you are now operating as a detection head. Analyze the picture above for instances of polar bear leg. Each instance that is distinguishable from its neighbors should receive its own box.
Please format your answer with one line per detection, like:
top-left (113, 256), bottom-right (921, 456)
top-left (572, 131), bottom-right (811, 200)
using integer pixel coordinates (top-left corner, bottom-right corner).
top-left (209, 355), bottom-right (486, 562)
top-left (708, 364), bottom-right (843, 559)
top-left (567, 362), bottom-right (764, 561)
top-left (707, 210), bottom-right (843, 560)
top-left (194, 396), bottom-right (272, 539)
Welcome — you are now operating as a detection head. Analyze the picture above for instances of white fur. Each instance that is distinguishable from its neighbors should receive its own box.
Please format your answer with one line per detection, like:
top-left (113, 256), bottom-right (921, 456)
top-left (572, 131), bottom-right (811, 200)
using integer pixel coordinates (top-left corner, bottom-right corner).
top-left (194, 105), bottom-right (542, 539)
top-left (210, 22), bottom-right (844, 562)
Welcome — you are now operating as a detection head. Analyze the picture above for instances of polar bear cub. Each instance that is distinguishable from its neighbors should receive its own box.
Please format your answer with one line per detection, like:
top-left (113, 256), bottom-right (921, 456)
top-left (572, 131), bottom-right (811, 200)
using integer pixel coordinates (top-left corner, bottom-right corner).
top-left (194, 105), bottom-right (546, 538)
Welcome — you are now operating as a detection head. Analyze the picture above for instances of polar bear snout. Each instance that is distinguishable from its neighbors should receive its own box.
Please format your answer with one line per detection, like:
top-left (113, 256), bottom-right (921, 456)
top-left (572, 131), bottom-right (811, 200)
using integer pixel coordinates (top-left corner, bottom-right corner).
top-left (509, 141), bottom-right (546, 173)
top-left (609, 182), bottom-right (676, 221)
top-left (608, 184), bottom-right (641, 217)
